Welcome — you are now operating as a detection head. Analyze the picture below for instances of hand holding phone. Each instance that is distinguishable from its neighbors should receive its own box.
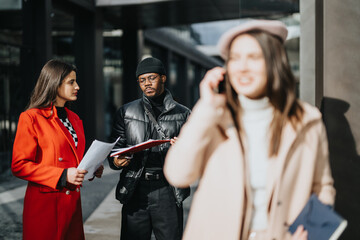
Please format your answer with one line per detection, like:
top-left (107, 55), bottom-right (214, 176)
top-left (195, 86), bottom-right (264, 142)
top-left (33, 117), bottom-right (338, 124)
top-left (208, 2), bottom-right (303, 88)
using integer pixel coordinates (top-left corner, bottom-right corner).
top-left (216, 80), bottom-right (225, 94)
top-left (200, 67), bottom-right (227, 103)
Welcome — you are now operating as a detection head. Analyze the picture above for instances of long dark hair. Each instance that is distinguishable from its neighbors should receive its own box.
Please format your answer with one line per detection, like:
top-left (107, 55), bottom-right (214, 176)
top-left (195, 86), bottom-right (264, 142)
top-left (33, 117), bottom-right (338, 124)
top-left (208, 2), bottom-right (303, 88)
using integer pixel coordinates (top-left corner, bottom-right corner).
top-left (27, 59), bottom-right (77, 110)
top-left (225, 30), bottom-right (303, 157)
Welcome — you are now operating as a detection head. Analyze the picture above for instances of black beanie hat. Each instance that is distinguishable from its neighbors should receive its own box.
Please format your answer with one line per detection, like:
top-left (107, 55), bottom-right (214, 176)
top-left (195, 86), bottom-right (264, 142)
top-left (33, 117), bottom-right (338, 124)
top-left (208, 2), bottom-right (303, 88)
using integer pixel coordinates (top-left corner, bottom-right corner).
top-left (136, 57), bottom-right (166, 79)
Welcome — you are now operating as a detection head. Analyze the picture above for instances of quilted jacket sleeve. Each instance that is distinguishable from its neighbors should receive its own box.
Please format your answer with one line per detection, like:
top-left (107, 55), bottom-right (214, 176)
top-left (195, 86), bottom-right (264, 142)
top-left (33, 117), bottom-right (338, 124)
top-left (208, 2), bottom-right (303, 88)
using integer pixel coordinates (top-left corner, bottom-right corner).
top-left (108, 107), bottom-right (127, 170)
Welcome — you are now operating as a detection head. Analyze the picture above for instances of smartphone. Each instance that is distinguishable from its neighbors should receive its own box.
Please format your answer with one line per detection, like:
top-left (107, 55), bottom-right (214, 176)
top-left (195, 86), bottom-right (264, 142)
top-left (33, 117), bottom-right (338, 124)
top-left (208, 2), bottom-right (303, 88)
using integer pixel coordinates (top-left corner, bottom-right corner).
top-left (218, 80), bottom-right (225, 93)
top-left (213, 69), bottom-right (226, 94)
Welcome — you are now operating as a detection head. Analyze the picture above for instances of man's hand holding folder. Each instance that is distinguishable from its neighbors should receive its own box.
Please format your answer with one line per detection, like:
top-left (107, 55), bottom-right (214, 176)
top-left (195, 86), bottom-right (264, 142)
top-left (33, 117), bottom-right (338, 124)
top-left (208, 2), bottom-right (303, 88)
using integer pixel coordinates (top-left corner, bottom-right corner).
top-left (113, 154), bottom-right (133, 167)
top-left (110, 139), bottom-right (172, 167)
top-left (110, 139), bottom-right (171, 157)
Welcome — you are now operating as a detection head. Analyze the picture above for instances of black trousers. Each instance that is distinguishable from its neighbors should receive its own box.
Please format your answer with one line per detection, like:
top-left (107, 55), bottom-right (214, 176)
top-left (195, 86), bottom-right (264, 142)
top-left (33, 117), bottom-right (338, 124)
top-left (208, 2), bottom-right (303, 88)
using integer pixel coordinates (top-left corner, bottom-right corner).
top-left (120, 179), bottom-right (183, 240)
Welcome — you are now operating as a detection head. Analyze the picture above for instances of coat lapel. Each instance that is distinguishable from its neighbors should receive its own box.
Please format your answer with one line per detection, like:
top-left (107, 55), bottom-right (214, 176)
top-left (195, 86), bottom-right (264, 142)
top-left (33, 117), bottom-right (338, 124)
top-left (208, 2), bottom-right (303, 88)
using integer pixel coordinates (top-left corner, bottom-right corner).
top-left (52, 107), bottom-right (81, 165)
top-left (66, 108), bottom-right (85, 160)
top-left (265, 103), bottom-right (323, 210)
top-left (35, 106), bottom-right (84, 166)
top-left (265, 122), bottom-right (297, 210)
top-left (224, 116), bottom-right (253, 239)
top-left (242, 136), bottom-right (254, 239)
top-left (266, 104), bottom-right (323, 209)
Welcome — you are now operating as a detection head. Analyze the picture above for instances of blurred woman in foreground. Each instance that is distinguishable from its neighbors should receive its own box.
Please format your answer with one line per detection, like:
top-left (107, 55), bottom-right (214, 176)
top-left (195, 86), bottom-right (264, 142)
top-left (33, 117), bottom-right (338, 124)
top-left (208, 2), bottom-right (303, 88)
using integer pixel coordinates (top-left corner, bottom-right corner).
top-left (164, 20), bottom-right (335, 240)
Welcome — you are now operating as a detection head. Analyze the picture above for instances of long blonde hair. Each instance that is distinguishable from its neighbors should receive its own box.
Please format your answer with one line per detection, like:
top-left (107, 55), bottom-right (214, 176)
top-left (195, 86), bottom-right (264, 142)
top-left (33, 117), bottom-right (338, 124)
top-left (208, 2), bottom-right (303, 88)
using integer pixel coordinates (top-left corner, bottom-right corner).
top-left (225, 30), bottom-right (303, 157)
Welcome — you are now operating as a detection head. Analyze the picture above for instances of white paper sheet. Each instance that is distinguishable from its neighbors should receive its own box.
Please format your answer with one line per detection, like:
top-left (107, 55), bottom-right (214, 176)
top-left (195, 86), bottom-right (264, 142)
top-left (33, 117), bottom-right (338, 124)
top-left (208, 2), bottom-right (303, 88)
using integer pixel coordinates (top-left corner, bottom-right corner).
top-left (77, 137), bottom-right (119, 180)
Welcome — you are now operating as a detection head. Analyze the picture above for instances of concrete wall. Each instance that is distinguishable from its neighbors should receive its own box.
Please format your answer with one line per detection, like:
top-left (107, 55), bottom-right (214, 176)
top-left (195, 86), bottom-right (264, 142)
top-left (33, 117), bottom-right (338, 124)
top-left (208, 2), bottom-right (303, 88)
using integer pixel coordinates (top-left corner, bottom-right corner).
top-left (301, 0), bottom-right (360, 238)
top-left (323, 0), bottom-right (360, 155)
top-left (300, 0), bottom-right (316, 106)
top-left (322, 2), bottom-right (360, 238)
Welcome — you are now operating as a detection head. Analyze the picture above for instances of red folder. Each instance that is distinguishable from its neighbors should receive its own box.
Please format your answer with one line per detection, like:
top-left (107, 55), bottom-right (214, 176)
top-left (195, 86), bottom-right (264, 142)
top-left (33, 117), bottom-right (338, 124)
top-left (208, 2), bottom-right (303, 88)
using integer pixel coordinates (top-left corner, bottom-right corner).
top-left (110, 139), bottom-right (171, 157)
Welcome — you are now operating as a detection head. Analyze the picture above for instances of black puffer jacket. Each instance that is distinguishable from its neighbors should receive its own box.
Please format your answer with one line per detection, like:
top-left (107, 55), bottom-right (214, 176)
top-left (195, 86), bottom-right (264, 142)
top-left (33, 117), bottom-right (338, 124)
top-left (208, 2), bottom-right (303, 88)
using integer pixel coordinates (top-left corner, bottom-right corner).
top-left (108, 89), bottom-right (191, 206)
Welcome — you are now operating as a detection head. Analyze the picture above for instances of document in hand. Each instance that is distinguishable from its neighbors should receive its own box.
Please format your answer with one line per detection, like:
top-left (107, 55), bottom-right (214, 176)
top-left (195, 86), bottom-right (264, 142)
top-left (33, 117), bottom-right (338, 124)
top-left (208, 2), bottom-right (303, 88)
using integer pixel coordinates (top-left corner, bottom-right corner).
top-left (77, 138), bottom-right (119, 180)
top-left (289, 194), bottom-right (347, 240)
top-left (110, 139), bottom-right (171, 157)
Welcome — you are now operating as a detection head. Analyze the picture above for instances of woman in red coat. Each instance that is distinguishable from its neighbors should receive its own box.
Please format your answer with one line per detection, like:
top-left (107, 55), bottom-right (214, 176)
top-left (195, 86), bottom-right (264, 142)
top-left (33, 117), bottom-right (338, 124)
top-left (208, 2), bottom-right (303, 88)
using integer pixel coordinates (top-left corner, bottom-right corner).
top-left (12, 59), bottom-right (104, 240)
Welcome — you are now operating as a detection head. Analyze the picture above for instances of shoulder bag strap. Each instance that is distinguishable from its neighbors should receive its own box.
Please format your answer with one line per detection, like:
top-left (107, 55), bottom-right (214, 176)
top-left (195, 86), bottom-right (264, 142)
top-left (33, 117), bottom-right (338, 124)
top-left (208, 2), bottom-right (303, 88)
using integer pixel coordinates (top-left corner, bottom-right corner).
top-left (144, 104), bottom-right (167, 139)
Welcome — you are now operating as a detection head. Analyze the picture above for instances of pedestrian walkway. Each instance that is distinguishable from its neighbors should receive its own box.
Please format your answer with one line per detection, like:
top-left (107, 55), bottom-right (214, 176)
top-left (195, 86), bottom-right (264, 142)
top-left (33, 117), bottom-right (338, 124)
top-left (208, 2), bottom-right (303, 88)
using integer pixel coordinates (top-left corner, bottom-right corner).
top-left (84, 182), bottom-right (196, 239)
top-left (84, 186), bottom-right (121, 239)
top-left (0, 165), bottom-right (118, 240)
top-left (0, 166), bottom-right (195, 239)
top-left (0, 185), bottom-right (26, 204)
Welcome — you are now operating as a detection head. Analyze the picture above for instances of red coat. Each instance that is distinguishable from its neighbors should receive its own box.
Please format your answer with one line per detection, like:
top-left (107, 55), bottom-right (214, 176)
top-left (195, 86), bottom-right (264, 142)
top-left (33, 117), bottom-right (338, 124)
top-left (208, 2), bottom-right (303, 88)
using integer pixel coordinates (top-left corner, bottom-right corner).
top-left (12, 105), bottom-right (86, 240)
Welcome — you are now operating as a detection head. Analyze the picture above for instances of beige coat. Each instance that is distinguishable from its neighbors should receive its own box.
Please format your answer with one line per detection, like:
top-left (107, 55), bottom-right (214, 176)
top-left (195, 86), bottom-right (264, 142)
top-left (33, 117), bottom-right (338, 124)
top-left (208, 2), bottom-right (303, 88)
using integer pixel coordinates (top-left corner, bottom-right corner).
top-left (164, 99), bottom-right (335, 240)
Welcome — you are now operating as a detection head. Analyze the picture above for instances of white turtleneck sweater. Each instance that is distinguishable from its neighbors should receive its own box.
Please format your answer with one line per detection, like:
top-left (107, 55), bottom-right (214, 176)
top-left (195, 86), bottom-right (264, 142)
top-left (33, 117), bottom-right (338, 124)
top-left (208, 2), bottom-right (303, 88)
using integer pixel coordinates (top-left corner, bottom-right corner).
top-left (238, 94), bottom-right (274, 231)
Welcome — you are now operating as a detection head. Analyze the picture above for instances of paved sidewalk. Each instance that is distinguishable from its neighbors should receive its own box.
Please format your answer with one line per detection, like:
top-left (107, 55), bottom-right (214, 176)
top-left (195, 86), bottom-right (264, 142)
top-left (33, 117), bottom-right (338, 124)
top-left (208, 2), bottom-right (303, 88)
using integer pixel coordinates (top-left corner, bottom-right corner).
top-left (84, 183), bottom-right (196, 240)
top-left (84, 186), bottom-right (122, 239)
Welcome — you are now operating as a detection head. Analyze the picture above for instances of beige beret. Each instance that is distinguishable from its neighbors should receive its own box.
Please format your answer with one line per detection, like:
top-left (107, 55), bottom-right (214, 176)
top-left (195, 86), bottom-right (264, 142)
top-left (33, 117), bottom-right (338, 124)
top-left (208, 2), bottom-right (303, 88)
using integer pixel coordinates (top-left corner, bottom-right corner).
top-left (217, 19), bottom-right (288, 60)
